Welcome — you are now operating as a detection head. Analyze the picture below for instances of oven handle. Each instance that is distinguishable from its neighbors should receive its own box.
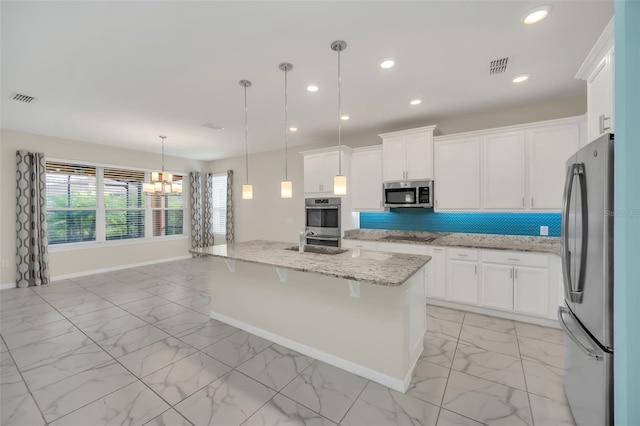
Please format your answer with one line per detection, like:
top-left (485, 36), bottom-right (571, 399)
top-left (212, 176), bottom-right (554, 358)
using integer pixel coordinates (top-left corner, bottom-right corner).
top-left (306, 206), bottom-right (339, 210)
top-left (307, 236), bottom-right (340, 241)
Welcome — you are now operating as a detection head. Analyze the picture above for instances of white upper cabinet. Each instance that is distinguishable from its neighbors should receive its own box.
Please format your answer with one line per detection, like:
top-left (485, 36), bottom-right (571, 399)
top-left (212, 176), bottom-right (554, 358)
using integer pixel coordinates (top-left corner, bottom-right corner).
top-left (302, 147), bottom-right (351, 196)
top-left (351, 146), bottom-right (383, 211)
top-left (576, 18), bottom-right (614, 142)
top-left (529, 123), bottom-right (580, 210)
top-left (434, 136), bottom-right (481, 210)
top-left (434, 115), bottom-right (584, 212)
top-left (483, 131), bottom-right (526, 209)
top-left (380, 125), bottom-right (438, 181)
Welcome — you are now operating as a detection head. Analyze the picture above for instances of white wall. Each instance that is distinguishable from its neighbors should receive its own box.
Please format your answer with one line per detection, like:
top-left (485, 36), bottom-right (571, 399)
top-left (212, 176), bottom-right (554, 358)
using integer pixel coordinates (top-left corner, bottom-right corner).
top-left (0, 129), bottom-right (207, 285)
top-left (209, 147), bottom-right (306, 244)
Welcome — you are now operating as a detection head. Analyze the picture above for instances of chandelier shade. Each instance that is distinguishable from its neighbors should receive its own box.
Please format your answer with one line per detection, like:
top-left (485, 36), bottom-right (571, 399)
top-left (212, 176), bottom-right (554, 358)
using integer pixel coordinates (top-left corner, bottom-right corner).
top-left (143, 136), bottom-right (182, 196)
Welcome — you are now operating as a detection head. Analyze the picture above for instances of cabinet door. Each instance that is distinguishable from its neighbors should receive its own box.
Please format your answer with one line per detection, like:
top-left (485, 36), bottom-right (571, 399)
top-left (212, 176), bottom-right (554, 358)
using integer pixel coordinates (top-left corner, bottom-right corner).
top-left (481, 264), bottom-right (514, 311)
top-left (587, 53), bottom-right (614, 141)
top-left (351, 148), bottom-right (383, 210)
top-left (483, 132), bottom-right (525, 209)
top-left (304, 154), bottom-right (325, 193)
top-left (321, 151), bottom-right (340, 193)
top-left (514, 266), bottom-right (549, 317)
top-left (529, 124), bottom-right (579, 210)
top-left (447, 259), bottom-right (478, 305)
top-left (428, 247), bottom-right (446, 299)
top-left (405, 132), bottom-right (432, 180)
top-left (382, 136), bottom-right (406, 181)
top-left (434, 137), bottom-right (481, 210)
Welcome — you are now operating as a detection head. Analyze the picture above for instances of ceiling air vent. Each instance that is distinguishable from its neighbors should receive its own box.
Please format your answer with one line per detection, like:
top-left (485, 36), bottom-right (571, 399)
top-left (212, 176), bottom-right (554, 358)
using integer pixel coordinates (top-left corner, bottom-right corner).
top-left (489, 58), bottom-right (509, 75)
top-left (10, 92), bottom-right (38, 104)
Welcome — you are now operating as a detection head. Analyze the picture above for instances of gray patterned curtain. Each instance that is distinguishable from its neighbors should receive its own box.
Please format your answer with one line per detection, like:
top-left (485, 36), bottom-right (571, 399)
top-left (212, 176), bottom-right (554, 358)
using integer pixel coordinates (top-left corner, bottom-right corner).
top-left (16, 151), bottom-right (50, 288)
top-left (203, 173), bottom-right (214, 247)
top-left (189, 172), bottom-right (202, 251)
top-left (226, 170), bottom-right (234, 243)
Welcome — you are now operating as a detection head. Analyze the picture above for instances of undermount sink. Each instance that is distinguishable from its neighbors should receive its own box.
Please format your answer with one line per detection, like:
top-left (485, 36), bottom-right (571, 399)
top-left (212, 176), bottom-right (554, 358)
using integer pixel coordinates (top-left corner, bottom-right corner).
top-left (285, 246), bottom-right (347, 255)
top-left (381, 235), bottom-right (438, 243)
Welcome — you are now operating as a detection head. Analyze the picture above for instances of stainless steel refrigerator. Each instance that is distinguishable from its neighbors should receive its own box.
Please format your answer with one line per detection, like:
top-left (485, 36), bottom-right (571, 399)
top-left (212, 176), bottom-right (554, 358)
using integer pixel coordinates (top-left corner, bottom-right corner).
top-left (559, 133), bottom-right (614, 426)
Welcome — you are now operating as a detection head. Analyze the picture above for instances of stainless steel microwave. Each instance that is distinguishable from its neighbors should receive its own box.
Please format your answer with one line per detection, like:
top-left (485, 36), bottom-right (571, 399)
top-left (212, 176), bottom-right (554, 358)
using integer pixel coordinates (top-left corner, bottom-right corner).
top-left (383, 180), bottom-right (434, 208)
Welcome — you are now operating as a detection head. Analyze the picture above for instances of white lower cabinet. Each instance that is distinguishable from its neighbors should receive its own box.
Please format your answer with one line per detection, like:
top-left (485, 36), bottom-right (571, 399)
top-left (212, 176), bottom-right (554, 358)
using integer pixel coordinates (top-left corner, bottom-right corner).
top-left (343, 239), bottom-right (559, 323)
top-left (513, 266), bottom-right (549, 317)
top-left (446, 248), bottom-right (479, 305)
top-left (481, 263), bottom-right (514, 310)
top-left (427, 247), bottom-right (446, 299)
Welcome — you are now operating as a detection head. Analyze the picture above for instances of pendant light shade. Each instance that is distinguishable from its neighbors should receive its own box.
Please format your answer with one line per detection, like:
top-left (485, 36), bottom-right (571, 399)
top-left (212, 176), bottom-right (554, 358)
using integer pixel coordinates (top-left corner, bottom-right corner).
top-left (239, 79), bottom-right (253, 200)
top-left (331, 40), bottom-right (347, 196)
top-left (143, 136), bottom-right (182, 196)
top-left (279, 62), bottom-right (293, 199)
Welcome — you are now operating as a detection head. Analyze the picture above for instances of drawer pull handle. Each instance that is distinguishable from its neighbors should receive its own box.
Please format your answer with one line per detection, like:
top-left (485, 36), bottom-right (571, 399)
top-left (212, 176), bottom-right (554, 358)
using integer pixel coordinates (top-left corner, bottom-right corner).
top-left (457, 254), bottom-right (468, 257)
top-left (507, 258), bottom-right (520, 261)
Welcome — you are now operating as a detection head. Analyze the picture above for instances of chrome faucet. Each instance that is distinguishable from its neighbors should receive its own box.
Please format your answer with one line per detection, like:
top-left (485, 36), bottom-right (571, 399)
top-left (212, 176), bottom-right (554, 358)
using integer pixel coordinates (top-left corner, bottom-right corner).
top-left (299, 230), bottom-right (315, 253)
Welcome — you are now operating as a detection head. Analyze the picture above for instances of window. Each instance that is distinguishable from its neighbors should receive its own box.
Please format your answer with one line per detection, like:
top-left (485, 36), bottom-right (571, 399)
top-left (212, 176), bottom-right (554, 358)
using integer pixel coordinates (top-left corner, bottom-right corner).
top-left (211, 173), bottom-right (227, 235)
top-left (104, 168), bottom-right (145, 240)
top-left (46, 162), bottom-right (97, 244)
top-left (46, 161), bottom-right (185, 245)
top-left (151, 175), bottom-right (184, 237)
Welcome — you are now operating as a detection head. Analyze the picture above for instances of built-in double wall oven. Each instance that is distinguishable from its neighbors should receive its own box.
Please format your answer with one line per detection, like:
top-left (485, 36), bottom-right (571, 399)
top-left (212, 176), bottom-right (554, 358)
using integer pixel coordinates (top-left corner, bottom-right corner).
top-left (305, 197), bottom-right (341, 247)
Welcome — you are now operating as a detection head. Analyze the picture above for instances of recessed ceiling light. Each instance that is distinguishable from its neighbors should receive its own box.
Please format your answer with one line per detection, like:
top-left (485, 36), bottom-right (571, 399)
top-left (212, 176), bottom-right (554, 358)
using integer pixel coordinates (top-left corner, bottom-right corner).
top-left (512, 74), bottom-right (530, 83)
top-left (380, 59), bottom-right (395, 69)
top-left (289, 127), bottom-right (298, 132)
top-left (307, 85), bottom-right (319, 92)
top-left (410, 99), bottom-right (422, 106)
top-left (523, 5), bottom-right (552, 25)
top-left (202, 123), bottom-right (224, 130)
top-left (341, 115), bottom-right (350, 121)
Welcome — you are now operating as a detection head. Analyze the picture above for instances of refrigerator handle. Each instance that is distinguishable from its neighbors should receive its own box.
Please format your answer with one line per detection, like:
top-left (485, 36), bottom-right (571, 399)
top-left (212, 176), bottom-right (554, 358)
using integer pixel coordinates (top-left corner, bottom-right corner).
top-left (572, 164), bottom-right (588, 303)
top-left (561, 164), bottom-right (576, 302)
top-left (558, 306), bottom-right (601, 360)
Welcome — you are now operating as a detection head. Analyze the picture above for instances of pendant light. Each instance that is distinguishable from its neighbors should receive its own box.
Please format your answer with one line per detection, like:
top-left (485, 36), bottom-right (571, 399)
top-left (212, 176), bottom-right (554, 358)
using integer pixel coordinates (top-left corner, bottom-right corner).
top-left (143, 135), bottom-right (182, 195)
top-left (331, 40), bottom-right (347, 195)
top-left (239, 79), bottom-right (253, 199)
top-left (279, 62), bottom-right (293, 198)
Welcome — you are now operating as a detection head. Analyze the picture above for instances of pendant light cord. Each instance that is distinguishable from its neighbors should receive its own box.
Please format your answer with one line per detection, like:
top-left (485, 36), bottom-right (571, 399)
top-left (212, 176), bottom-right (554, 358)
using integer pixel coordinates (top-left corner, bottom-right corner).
top-left (160, 135), bottom-right (166, 179)
top-left (244, 85), bottom-right (249, 184)
top-left (284, 68), bottom-right (289, 181)
top-left (337, 48), bottom-right (342, 175)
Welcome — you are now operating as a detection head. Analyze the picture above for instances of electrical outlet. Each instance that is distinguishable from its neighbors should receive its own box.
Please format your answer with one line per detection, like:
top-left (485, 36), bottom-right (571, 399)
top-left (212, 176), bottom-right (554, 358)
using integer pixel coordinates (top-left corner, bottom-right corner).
top-left (1, 259), bottom-right (9, 268)
top-left (540, 226), bottom-right (549, 236)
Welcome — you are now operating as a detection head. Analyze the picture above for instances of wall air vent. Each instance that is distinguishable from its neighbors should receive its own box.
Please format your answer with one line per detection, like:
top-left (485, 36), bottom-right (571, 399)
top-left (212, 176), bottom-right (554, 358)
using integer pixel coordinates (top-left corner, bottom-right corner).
top-left (489, 58), bottom-right (509, 75)
top-left (10, 92), bottom-right (38, 104)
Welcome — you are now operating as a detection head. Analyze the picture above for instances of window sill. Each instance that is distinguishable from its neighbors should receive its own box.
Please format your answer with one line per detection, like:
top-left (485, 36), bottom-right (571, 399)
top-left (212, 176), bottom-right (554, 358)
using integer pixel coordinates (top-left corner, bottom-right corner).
top-left (48, 235), bottom-right (188, 253)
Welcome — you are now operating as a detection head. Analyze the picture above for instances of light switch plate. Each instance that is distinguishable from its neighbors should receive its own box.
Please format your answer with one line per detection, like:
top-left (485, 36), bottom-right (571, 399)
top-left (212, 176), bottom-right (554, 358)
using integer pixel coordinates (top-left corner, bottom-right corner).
top-left (540, 226), bottom-right (549, 236)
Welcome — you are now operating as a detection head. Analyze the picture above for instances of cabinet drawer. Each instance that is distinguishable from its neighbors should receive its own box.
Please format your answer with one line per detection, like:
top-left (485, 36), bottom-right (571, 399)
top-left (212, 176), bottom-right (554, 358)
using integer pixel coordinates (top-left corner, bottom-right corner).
top-left (447, 248), bottom-right (479, 261)
top-left (482, 250), bottom-right (548, 268)
top-left (377, 241), bottom-right (428, 255)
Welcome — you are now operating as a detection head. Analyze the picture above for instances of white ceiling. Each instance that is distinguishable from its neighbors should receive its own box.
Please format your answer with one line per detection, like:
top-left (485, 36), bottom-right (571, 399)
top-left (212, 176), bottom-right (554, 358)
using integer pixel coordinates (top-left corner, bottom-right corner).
top-left (1, 1), bottom-right (612, 161)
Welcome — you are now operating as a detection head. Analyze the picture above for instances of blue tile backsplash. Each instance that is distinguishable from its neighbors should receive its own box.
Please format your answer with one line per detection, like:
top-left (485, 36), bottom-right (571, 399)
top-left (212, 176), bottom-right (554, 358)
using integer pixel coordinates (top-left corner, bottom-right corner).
top-left (359, 209), bottom-right (561, 237)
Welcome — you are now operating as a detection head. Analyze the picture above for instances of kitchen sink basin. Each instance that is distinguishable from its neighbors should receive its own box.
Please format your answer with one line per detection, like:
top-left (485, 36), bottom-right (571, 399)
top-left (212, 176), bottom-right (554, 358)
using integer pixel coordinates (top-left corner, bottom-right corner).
top-left (381, 235), bottom-right (438, 243)
top-left (285, 246), bottom-right (348, 255)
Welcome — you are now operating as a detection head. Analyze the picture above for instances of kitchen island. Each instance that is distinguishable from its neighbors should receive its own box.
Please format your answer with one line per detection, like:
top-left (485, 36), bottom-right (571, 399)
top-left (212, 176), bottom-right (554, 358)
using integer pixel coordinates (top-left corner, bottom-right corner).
top-left (191, 240), bottom-right (431, 393)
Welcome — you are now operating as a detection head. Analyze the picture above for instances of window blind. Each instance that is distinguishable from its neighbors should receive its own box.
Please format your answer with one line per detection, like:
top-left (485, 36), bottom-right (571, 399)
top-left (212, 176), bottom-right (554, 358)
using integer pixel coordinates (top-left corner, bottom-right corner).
top-left (104, 167), bottom-right (145, 240)
top-left (46, 162), bottom-right (97, 244)
top-left (211, 173), bottom-right (227, 235)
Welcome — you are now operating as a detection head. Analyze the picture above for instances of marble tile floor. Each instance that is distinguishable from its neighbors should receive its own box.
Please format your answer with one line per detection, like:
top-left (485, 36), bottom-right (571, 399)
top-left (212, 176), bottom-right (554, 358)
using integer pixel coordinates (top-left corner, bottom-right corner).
top-left (0, 257), bottom-right (575, 426)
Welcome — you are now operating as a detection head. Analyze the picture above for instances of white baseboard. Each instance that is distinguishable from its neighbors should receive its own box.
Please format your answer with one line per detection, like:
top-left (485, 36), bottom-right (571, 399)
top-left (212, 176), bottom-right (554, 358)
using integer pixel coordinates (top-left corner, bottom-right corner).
top-left (0, 282), bottom-right (17, 290)
top-left (426, 298), bottom-right (561, 329)
top-left (210, 310), bottom-right (411, 393)
top-left (0, 255), bottom-right (191, 291)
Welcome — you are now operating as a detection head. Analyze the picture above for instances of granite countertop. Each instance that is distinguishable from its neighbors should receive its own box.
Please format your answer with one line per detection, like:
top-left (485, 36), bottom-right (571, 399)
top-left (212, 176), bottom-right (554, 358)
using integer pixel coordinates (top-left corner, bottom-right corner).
top-left (191, 240), bottom-right (431, 287)
top-left (344, 229), bottom-right (561, 256)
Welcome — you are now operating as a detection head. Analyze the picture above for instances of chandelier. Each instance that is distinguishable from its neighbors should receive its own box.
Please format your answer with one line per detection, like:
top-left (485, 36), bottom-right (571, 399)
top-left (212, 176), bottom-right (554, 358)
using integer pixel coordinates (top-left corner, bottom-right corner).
top-left (143, 135), bottom-right (182, 196)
